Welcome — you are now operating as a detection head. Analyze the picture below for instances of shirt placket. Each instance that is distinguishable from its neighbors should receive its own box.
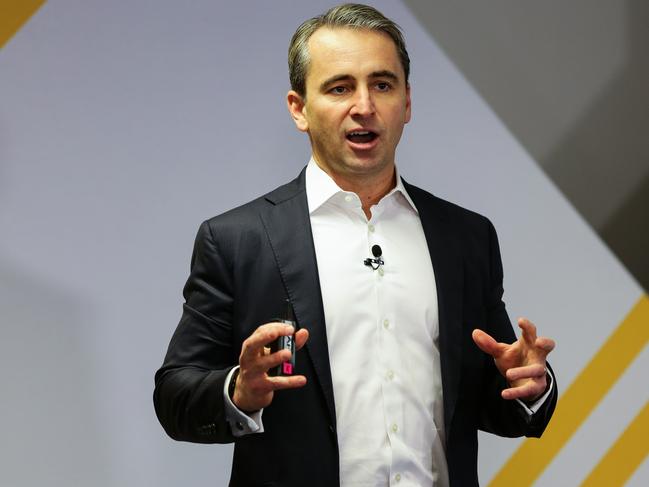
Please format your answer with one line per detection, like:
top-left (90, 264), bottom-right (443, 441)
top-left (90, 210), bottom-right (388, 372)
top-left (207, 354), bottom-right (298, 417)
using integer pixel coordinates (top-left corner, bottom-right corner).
top-left (369, 207), bottom-right (406, 486)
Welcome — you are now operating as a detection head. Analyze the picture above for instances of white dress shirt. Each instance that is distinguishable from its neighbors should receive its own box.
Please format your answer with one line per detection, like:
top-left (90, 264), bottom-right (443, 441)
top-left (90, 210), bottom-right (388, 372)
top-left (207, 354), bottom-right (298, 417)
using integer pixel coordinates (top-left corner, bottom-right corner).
top-left (223, 158), bottom-right (553, 486)
top-left (305, 159), bottom-right (449, 486)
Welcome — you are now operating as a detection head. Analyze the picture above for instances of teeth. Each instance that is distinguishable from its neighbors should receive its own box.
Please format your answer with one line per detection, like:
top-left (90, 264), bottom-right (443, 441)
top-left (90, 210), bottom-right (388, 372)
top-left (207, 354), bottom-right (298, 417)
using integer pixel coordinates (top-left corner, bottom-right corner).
top-left (350, 131), bottom-right (370, 136)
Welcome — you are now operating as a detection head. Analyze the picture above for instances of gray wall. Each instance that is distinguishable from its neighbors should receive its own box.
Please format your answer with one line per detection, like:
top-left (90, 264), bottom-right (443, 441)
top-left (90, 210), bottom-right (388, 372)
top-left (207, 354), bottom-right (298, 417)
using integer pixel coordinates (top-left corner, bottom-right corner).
top-left (405, 0), bottom-right (649, 292)
top-left (0, 1), bottom-right (645, 486)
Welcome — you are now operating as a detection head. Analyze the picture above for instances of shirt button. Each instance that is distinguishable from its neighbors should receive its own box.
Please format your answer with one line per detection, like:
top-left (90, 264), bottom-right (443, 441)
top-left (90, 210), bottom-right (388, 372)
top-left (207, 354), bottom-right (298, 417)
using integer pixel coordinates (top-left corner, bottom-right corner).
top-left (378, 267), bottom-right (384, 276)
top-left (387, 370), bottom-right (395, 380)
top-left (344, 194), bottom-right (353, 202)
top-left (391, 423), bottom-right (398, 433)
top-left (383, 319), bottom-right (390, 329)
top-left (368, 224), bottom-right (375, 232)
top-left (395, 473), bottom-right (402, 482)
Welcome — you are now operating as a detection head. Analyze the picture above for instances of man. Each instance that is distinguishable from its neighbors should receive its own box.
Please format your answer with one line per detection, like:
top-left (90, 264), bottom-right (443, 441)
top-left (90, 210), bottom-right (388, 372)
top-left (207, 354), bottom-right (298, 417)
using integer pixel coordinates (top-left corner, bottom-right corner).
top-left (154, 4), bottom-right (557, 486)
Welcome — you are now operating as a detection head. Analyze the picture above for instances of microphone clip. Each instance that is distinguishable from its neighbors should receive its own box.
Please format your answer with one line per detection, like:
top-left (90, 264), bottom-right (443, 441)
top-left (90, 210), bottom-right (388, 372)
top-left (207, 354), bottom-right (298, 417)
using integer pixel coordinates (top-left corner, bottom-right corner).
top-left (363, 257), bottom-right (384, 270)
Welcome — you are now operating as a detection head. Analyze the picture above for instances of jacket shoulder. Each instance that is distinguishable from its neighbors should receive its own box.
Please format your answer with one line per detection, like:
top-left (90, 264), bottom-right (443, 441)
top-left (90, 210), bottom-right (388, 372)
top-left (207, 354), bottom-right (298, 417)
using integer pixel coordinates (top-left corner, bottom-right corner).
top-left (403, 180), bottom-right (494, 230)
top-left (203, 169), bottom-right (306, 233)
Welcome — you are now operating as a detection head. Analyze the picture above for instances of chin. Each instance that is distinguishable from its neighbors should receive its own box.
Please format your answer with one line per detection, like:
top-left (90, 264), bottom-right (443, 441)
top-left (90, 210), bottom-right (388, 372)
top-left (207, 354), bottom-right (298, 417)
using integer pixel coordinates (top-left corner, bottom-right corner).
top-left (346, 155), bottom-right (388, 173)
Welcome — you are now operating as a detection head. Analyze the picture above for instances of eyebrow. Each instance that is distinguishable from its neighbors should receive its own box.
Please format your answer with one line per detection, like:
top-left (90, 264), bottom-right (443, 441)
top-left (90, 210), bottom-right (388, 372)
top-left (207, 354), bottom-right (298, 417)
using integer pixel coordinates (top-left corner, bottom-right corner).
top-left (368, 70), bottom-right (399, 81)
top-left (319, 70), bottom-right (400, 91)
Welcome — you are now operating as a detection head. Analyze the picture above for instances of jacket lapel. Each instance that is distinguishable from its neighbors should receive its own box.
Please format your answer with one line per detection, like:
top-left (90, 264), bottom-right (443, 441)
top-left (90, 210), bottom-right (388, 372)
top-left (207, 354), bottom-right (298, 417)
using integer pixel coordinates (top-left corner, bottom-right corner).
top-left (259, 170), bottom-right (337, 427)
top-left (404, 180), bottom-right (464, 437)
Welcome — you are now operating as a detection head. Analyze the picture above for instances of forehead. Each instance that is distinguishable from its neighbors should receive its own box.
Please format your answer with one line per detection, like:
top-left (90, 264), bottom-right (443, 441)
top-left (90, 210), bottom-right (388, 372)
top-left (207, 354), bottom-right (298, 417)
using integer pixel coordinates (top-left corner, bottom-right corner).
top-left (305, 27), bottom-right (403, 83)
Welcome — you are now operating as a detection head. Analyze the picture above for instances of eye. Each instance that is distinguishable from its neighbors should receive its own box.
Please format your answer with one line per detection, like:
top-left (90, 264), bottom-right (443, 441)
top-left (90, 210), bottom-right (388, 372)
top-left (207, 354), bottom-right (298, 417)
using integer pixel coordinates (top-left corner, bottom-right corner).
top-left (376, 82), bottom-right (392, 92)
top-left (330, 85), bottom-right (348, 95)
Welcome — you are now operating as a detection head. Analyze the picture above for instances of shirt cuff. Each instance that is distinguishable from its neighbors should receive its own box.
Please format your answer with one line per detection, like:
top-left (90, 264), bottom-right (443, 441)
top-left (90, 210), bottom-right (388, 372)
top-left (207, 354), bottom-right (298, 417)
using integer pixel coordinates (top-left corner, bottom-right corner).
top-left (223, 366), bottom-right (265, 436)
top-left (516, 368), bottom-right (555, 415)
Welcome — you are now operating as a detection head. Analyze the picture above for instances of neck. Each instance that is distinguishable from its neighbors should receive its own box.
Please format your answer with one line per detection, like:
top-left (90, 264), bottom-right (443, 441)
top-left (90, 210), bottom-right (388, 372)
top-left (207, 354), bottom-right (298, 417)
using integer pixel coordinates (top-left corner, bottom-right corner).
top-left (314, 159), bottom-right (396, 219)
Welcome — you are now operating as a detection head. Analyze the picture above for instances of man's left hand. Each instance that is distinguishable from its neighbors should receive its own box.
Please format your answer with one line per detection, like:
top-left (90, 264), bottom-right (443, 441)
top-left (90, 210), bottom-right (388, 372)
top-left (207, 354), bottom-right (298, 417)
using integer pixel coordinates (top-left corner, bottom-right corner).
top-left (472, 318), bottom-right (555, 402)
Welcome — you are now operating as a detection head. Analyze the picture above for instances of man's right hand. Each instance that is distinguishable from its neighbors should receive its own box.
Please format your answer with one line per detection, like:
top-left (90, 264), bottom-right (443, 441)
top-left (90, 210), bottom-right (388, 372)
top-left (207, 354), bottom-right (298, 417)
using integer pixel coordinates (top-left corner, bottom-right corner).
top-left (233, 323), bottom-right (309, 412)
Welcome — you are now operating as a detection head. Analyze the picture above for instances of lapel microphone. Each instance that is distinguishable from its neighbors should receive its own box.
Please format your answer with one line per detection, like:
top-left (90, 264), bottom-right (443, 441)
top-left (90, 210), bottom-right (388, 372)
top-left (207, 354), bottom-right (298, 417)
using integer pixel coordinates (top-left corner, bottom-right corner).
top-left (364, 244), bottom-right (384, 270)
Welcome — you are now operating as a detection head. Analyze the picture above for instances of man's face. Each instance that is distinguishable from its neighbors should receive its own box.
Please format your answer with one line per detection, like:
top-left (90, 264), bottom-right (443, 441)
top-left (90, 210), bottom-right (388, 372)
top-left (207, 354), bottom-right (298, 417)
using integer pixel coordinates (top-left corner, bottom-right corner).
top-left (288, 27), bottom-right (411, 180)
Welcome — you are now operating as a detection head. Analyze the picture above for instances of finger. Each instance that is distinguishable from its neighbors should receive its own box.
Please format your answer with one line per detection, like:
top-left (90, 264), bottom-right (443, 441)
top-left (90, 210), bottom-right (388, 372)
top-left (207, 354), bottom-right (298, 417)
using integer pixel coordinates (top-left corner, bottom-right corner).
top-left (247, 322), bottom-right (295, 349)
top-left (267, 374), bottom-right (307, 391)
top-left (240, 323), bottom-right (295, 366)
top-left (295, 328), bottom-right (309, 351)
top-left (501, 376), bottom-right (547, 401)
top-left (246, 348), bottom-right (294, 375)
top-left (506, 363), bottom-right (546, 382)
top-left (518, 318), bottom-right (538, 346)
top-left (472, 329), bottom-right (506, 358)
top-left (535, 336), bottom-right (556, 354)
top-left (251, 330), bottom-right (308, 373)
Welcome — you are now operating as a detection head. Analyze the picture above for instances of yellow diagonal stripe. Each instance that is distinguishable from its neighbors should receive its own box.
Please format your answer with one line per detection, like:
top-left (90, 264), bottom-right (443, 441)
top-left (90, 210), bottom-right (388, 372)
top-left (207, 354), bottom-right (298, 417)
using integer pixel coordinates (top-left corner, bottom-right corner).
top-left (0, 0), bottom-right (46, 50)
top-left (581, 401), bottom-right (649, 486)
top-left (489, 295), bottom-right (649, 487)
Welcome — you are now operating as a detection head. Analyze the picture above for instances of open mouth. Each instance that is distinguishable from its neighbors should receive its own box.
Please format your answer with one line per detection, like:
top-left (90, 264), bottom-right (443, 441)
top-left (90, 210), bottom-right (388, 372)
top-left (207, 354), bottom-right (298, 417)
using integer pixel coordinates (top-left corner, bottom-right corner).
top-left (346, 130), bottom-right (378, 144)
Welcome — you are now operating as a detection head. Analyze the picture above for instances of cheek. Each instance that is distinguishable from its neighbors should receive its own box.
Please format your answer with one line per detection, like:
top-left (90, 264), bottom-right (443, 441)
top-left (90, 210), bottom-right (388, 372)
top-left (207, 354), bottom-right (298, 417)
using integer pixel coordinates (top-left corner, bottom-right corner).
top-left (388, 106), bottom-right (410, 130)
top-left (312, 115), bottom-right (341, 138)
top-left (305, 102), bottom-right (349, 142)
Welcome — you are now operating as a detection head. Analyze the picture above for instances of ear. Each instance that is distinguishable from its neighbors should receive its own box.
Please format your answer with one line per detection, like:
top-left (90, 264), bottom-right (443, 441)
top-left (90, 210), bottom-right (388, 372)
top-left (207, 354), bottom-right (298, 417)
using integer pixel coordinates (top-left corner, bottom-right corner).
top-left (287, 90), bottom-right (309, 132)
top-left (404, 83), bottom-right (412, 124)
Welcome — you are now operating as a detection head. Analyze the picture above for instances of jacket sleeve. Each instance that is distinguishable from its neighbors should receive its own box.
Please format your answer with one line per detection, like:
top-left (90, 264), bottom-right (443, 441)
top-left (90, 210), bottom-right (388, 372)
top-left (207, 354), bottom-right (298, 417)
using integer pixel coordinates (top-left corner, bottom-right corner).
top-left (477, 220), bottom-right (557, 438)
top-left (153, 220), bottom-right (238, 443)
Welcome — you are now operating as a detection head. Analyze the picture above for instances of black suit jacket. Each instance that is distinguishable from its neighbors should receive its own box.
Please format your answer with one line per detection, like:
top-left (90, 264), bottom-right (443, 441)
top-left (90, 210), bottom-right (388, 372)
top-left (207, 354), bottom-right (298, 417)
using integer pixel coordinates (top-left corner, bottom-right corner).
top-left (154, 168), bottom-right (556, 486)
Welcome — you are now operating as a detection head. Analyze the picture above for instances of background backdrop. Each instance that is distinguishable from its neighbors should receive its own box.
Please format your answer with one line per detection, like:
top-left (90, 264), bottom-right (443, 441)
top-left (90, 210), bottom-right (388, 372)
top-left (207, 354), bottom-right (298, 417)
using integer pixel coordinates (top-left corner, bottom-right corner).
top-left (1, 1), bottom-right (646, 486)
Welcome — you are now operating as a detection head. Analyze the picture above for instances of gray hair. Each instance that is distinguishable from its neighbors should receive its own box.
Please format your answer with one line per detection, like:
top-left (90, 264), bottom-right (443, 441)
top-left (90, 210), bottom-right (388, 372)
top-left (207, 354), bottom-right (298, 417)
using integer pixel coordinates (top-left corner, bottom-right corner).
top-left (288, 3), bottom-right (410, 98)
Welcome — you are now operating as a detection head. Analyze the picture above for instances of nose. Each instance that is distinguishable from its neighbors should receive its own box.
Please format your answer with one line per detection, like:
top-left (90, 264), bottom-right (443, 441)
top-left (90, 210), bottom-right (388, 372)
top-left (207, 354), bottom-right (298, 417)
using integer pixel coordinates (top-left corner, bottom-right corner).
top-left (350, 87), bottom-right (375, 117)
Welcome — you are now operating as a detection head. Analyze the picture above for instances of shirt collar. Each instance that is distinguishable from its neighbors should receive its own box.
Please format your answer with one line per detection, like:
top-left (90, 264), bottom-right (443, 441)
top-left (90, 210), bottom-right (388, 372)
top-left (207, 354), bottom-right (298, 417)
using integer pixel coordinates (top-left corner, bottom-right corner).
top-left (305, 157), bottom-right (419, 215)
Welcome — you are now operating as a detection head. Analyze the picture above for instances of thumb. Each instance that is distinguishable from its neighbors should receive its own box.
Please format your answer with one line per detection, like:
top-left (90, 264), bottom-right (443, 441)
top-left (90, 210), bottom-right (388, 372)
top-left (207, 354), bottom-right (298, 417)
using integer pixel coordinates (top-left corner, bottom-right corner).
top-left (295, 328), bottom-right (309, 351)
